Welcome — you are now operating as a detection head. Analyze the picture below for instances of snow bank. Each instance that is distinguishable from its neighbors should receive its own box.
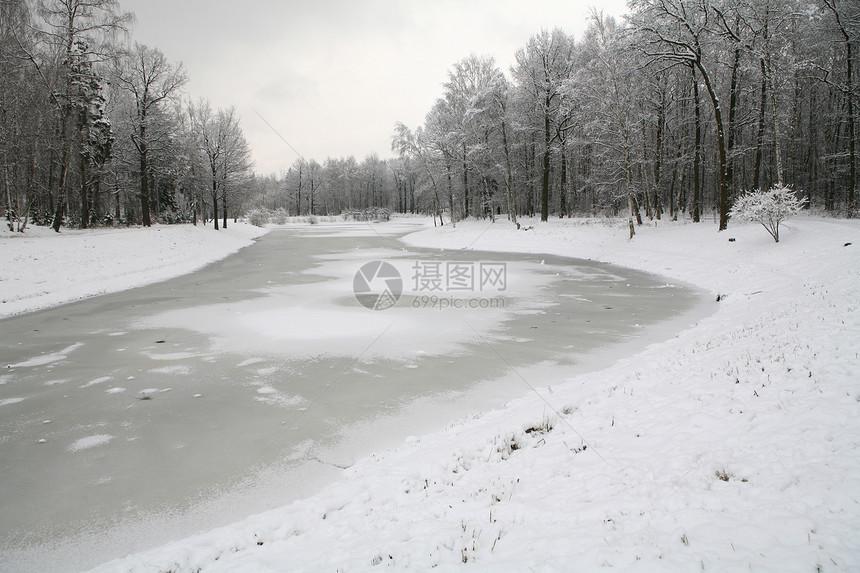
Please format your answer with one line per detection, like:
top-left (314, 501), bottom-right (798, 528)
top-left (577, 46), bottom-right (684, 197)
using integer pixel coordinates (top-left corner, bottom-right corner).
top-left (0, 222), bottom-right (268, 319)
top-left (90, 215), bottom-right (859, 571)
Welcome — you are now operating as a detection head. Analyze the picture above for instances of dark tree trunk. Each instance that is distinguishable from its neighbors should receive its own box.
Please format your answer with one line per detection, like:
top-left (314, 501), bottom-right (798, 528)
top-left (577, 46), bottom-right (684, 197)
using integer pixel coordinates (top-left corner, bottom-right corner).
top-left (692, 65), bottom-right (702, 223)
top-left (654, 97), bottom-right (664, 220)
top-left (462, 143), bottom-right (469, 218)
top-left (848, 37), bottom-right (856, 206)
top-left (541, 93), bottom-right (551, 222)
top-left (79, 140), bottom-right (89, 228)
top-left (697, 60), bottom-right (729, 230)
top-left (222, 192), bottom-right (227, 229)
top-left (754, 58), bottom-right (768, 190)
top-left (559, 144), bottom-right (567, 216)
top-left (211, 164), bottom-right (219, 230)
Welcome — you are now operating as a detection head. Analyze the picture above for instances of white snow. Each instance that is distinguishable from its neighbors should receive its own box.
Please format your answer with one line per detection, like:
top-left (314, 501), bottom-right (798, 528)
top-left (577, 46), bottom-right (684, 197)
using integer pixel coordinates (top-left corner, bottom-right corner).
top-left (68, 434), bottom-right (113, 452)
top-left (0, 397), bottom-right (25, 407)
top-left (86, 214), bottom-right (860, 572)
top-left (0, 222), bottom-right (268, 319)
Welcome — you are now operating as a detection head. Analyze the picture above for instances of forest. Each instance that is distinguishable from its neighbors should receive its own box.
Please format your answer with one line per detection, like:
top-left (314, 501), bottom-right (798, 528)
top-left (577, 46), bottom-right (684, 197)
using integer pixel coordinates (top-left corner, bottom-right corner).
top-left (1, 0), bottom-right (858, 233)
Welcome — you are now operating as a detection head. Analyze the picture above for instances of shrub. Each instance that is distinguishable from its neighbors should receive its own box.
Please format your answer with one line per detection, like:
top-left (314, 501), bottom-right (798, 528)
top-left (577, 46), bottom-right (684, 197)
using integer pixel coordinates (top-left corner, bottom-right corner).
top-left (247, 208), bottom-right (270, 227)
top-left (729, 185), bottom-right (806, 243)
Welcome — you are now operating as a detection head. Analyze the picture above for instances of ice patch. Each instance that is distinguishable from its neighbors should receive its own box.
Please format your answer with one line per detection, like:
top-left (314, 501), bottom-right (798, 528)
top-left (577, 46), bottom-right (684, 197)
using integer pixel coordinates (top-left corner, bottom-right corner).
top-left (150, 365), bottom-right (191, 375)
top-left (80, 376), bottom-right (112, 388)
top-left (254, 386), bottom-right (305, 408)
top-left (255, 367), bottom-right (279, 377)
top-left (142, 350), bottom-right (201, 361)
top-left (237, 358), bottom-right (266, 367)
top-left (105, 387), bottom-right (126, 394)
top-left (8, 342), bottom-right (84, 368)
top-left (0, 397), bottom-right (25, 406)
top-left (68, 434), bottom-right (113, 452)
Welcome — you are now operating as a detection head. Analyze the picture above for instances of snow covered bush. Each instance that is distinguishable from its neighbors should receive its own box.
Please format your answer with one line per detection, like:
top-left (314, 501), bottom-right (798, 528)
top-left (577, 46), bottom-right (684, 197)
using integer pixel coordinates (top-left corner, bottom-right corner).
top-left (247, 208), bottom-right (270, 227)
top-left (729, 185), bottom-right (806, 243)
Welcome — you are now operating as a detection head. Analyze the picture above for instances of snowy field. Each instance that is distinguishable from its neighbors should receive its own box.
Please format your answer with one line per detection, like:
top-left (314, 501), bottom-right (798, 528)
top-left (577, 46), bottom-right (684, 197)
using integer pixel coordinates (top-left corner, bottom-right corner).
top-left (82, 214), bottom-right (859, 572)
top-left (0, 222), bottom-right (269, 319)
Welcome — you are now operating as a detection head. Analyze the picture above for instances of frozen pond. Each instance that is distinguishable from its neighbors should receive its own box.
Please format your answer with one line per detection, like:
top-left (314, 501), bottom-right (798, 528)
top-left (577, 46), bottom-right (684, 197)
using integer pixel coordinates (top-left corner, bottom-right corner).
top-left (0, 222), bottom-right (710, 571)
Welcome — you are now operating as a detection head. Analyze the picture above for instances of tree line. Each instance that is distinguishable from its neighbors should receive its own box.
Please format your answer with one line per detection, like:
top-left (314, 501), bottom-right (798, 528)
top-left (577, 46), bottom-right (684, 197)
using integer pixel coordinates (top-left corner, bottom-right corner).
top-left (4, 0), bottom-right (857, 234)
top-left (388, 0), bottom-right (858, 234)
top-left (1, 0), bottom-right (253, 232)
top-left (248, 0), bottom-right (858, 235)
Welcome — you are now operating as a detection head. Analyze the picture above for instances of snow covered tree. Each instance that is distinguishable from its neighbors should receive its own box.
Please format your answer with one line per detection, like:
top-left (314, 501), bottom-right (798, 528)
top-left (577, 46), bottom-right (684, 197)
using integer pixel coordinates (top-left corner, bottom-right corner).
top-left (35, 0), bottom-right (132, 230)
top-left (114, 43), bottom-right (186, 227)
top-left (188, 100), bottom-right (251, 229)
top-left (392, 121), bottom-right (444, 225)
top-left (729, 185), bottom-right (806, 242)
top-left (512, 28), bottom-right (575, 222)
top-left (631, 0), bottom-right (736, 231)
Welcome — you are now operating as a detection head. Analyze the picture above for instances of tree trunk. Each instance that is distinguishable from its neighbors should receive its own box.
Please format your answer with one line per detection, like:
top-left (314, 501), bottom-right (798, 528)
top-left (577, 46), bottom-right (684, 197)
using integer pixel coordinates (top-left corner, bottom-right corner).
top-left (139, 117), bottom-right (151, 227)
top-left (559, 143), bottom-right (567, 216)
top-left (847, 38), bottom-right (855, 205)
top-left (79, 109), bottom-right (89, 228)
top-left (462, 143), bottom-right (469, 218)
top-left (211, 164), bottom-right (219, 230)
top-left (501, 117), bottom-right (517, 226)
top-left (696, 59), bottom-right (729, 230)
top-left (692, 65), bottom-right (702, 223)
top-left (641, 119), bottom-right (653, 220)
top-left (541, 93), bottom-right (551, 222)
top-left (655, 99), bottom-right (665, 220)
top-left (754, 58), bottom-right (768, 190)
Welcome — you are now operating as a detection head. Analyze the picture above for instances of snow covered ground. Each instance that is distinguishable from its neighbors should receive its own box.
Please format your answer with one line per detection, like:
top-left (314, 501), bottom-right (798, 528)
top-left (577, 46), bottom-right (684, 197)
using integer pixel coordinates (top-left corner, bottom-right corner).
top-left (0, 222), bottom-right (268, 319)
top-left (83, 214), bottom-right (859, 572)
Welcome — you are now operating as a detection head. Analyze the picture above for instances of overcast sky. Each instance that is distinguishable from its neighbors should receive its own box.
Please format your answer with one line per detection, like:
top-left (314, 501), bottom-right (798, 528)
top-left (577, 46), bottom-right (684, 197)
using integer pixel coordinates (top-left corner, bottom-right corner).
top-left (120, 0), bottom-right (628, 175)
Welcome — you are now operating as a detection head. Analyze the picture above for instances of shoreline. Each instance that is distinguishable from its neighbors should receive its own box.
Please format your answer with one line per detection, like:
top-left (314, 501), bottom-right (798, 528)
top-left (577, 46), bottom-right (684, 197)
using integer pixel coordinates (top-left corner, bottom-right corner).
top-left (0, 222), bottom-right (269, 321)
